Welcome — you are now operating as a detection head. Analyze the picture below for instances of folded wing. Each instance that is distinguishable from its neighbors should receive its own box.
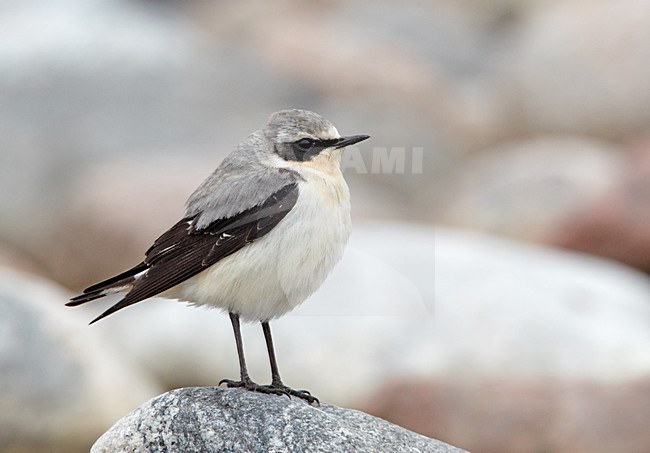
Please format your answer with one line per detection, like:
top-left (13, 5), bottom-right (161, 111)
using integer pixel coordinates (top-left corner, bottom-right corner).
top-left (67, 183), bottom-right (299, 324)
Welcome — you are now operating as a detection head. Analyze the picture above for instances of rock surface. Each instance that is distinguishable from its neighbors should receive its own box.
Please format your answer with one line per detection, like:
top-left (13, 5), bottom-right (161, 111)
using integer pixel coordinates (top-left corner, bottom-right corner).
top-left (92, 387), bottom-right (464, 453)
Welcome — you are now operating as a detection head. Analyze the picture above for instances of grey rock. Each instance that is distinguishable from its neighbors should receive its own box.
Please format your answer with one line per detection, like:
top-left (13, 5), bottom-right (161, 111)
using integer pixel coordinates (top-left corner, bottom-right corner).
top-left (548, 138), bottom-right (650, 273)
top-left (0, 268), bottom-right (161, 452)
top-left (511, 0), bottom-right (650, 139)
top-left (439, 135), bottom-right (623, 241)
top-left (92, 387), bottom-right (464, 453)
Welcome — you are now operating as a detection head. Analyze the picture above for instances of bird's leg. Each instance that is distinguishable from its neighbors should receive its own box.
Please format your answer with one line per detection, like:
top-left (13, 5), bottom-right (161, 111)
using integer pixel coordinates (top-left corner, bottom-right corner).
top-left (219, 314), bottom-right (318, 404)
top-left (262, 320), bottom-right (283, 387)
top-left (219, 312), bottom-right (257, 390)
top-left (259, 321), bottom-right (319, 405)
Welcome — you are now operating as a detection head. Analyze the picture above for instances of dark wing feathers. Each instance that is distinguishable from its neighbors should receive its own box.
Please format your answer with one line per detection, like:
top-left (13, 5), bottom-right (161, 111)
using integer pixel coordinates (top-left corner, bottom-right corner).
top-left (68, 183), bottom-right (300, 324)
top-left (144, 216), bottom-right (196, 261)
top-left (66, 262), bottom-right (148, 306)
top-left (84, 262), bottom-right (148, 293)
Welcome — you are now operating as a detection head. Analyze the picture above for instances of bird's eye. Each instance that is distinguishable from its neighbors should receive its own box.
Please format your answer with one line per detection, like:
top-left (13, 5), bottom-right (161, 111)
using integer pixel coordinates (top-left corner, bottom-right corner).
top-left (296, 138), bottom-right (314, 150)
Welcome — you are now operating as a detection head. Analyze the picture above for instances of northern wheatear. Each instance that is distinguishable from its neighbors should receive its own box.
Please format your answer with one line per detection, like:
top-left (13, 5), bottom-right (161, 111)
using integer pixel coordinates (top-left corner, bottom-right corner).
top-left (68, 109), bottom-right (370, 404)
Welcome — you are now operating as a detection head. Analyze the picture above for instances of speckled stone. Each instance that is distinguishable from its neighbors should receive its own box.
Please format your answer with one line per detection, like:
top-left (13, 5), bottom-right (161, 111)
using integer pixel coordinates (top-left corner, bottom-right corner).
top-left (92, 387), bottom-right (465, 453)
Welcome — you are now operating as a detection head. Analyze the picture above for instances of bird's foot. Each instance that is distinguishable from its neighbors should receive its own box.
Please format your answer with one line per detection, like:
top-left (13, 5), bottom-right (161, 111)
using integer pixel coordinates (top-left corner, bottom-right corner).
top-left (219, 377), bottom-right (318, 405)
top-left (218, 377), bottom-right (260, 392)
top-left (260, 383), bottom-right (319, 406)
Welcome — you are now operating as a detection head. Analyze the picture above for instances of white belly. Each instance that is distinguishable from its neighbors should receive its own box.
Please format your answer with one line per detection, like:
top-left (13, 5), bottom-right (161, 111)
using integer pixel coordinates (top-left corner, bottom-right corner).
top-left (168, 174), bottom-right (351, 322)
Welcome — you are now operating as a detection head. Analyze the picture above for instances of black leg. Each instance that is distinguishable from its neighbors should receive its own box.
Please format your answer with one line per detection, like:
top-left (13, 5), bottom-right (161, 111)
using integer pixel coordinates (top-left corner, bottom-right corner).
top-left (231, 312), bottom-right (251, 383)
top-left (262, 321), bottom-right (283, 386)
top-left (219, 312), bottom-right (256, 389)
top-left (260, 321), bottom-right (319, 405)
top-left (219, 313), bottom-right (318, 405)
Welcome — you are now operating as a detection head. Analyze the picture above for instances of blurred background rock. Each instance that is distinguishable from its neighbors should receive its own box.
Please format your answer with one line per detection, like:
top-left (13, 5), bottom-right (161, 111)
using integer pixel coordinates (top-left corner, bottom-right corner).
top-left (1, 0), bottom-right (650, 451)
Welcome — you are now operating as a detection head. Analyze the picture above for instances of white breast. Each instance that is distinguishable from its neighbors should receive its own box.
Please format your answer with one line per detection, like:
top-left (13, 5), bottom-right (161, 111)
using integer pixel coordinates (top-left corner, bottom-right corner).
top-left (170, 163), bottom-right (351, 322)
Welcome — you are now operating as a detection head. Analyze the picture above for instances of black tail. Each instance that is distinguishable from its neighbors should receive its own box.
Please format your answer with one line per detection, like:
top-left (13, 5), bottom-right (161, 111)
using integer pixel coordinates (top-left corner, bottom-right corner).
top-left (67, 289), bottom-right (109, 306)
top-left (66, 262), bottom-right (148, 307)
top-left (88, 295), bottom-right (142, 324)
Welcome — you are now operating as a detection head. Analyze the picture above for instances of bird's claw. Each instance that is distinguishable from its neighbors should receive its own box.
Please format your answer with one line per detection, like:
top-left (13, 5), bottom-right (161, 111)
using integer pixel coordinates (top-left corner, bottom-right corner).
top-left (257, 384), bottom-right (292, 398)
top-left (219, 378), bottom-right (319, 405)
top-left (219, 378), bottom-right (258, 391)
top-left (271, 385), bottom-right (319, 405)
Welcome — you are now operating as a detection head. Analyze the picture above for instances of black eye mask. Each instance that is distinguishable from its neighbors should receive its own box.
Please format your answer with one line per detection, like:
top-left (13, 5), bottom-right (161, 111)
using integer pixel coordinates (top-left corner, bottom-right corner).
top-left (289, 138), bottom-right (339, 162)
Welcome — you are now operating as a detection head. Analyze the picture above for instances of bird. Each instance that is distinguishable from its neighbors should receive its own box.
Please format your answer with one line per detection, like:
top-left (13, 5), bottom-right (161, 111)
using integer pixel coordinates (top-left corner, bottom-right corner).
top-left (67, 109), bottom-right (370, 404)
